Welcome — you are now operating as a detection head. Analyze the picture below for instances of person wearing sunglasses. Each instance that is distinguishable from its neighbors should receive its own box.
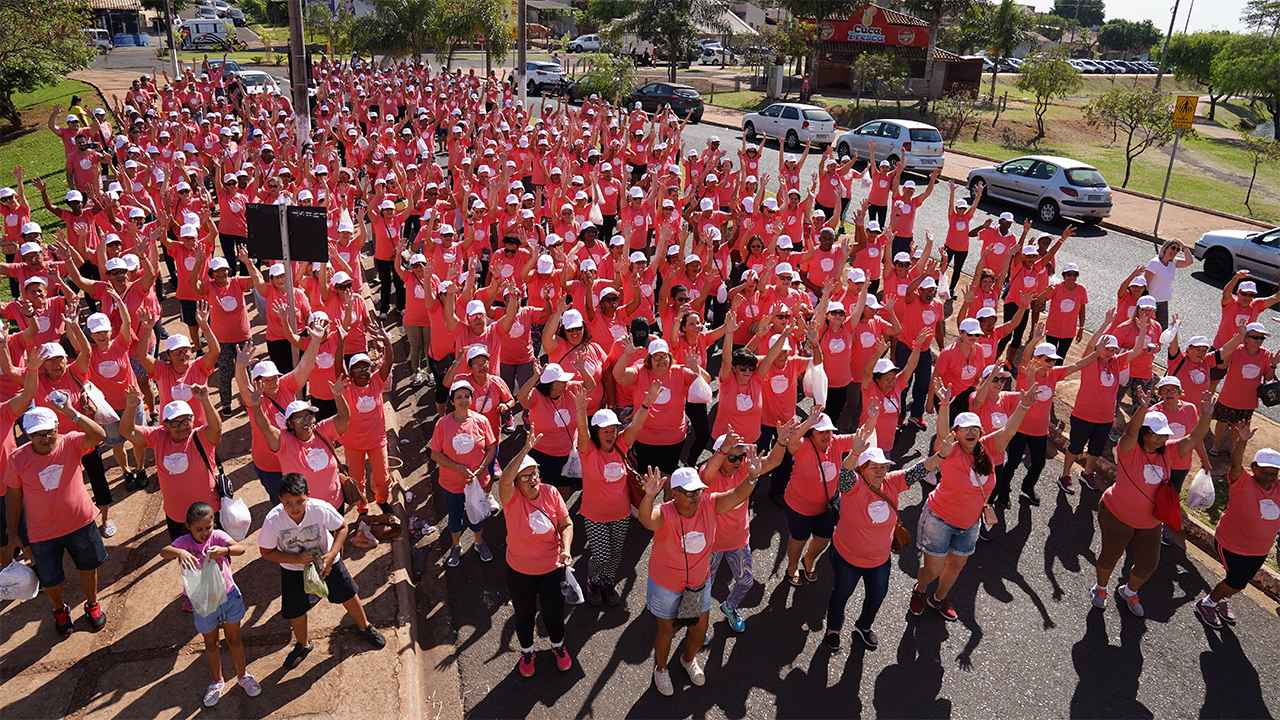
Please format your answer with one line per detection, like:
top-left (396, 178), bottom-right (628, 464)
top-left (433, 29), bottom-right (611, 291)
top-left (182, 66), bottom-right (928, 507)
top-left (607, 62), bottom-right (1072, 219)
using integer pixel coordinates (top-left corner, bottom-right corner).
top-left (1059, 321), bottom-right (1144, 495)
top-left (1143, 238), bottom-right (1194, 331)
top-left (1208, 322), bottom-right (1276, 457)
top-left (1210, 273), bottom-right (1280, 390)
top-left (1109, 296), bottom-right (1163, 443)
top-left (496, 433), bottom-right (576, 678)
top-left (713, 313), bottom-right (792, 448)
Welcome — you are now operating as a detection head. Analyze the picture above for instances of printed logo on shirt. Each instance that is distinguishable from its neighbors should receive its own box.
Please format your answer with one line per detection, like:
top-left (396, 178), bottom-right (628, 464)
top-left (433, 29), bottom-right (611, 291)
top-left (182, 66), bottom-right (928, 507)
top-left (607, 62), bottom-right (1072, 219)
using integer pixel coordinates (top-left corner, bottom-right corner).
top-left (960, 365), bottom-right (976, 380)
top-left (770, 374), bottom-right (789, 394)
top-left (1168, 423), bottom-right (1187, 439)
top-left (1100, 370), bottom-right (1115, 387)
top-left (1189, 370), bottom-right (1205, 384)
top-left (172, 383), bottom-right (193, 401)
top-left (1143, 464), bottom-right (1165, 485)
top-left (1060, 299), bottom-right (1075, 312)
top-left (990, 412), bottom-right (1009, 428)
top-left (1035, 384), bottom-right (1053, 402)
top-left (451, 432), bottom-right (475, 454)
top-left (993, 243), bottom-right (1005, 254)
top-left (162, 452), bottom-right (190, 475)
top-left (1259, 499), bottom-right (1279, 521)
top-left (317, 352), bottom-right (335, 369)
top-left (36, 316), bottom-right (50, 333)
top-left (97, 361), bottom-right (120, 378)
top-left (827, 337), bottom-right (846, 353)
top-left (868, 247), bottom-right (880, 258)
top-left (735, 393), bottom-right (754, 411)
top-left (553, 408), bottom-right (572, 427)
top-left (603, 461), bottom-right (625, 482)
top-left (1242, 364), bottom-right (1262, 379)
top-left (680, 530), bottom-right (707, 554)
top-left (414, 285), bottom-right (426, 298)
top-left (820, 258), bottom-right (835, 272)
top-left (218, 295), bottom-right (238, 312)
top-left (922, 310), bottom-right (938, 325)
top-left (356, 395), bottom-right (378, 413)
top-left (38, 464), bottom-right (63, 491)
top-left (867, 499), bottom-right (890, 524)
top-left (305, 448), bottom-right (330, 471)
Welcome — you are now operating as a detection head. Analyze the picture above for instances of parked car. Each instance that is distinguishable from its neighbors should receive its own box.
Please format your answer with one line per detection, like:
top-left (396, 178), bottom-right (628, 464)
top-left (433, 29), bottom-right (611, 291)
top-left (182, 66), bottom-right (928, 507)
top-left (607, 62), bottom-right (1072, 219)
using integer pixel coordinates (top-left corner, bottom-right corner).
top-left (567, 34), bottom-right (601, 53)
top-left (1194, 226), bottom-right (1280, 282)
top-left (1068, 59), bottom-right (1088, 73)
top-left (741, 103), bottom-right (836, 150)
top-left (206, 58), bottom-right (243, 74)
top-left (1081, 60), bottom-right (1106, 73)
top-left (967, 155), bottom-right (1112, 224)
top-left (698, 44), bottom-right (736, 65)
top-left (525, 60), bottom-right (566, 93)
top-left (196, 6), bottom-right (219, 19)
top-left (211, 0), bottom-right (230, 17)
top-left (623, 82), bottom-right (704, 122)
top-left (228, 7), bottom-right (245, 25)
top-left (835, 119), bottom-right (945, 173)
top-left (235, 70), bottom-right (281, 95)
top-left (180, 19), bottom-right (235, 49)
top-left (84, 28), bottom-right (113, 53)
top-left (981, 57), bottom-right (995, 72)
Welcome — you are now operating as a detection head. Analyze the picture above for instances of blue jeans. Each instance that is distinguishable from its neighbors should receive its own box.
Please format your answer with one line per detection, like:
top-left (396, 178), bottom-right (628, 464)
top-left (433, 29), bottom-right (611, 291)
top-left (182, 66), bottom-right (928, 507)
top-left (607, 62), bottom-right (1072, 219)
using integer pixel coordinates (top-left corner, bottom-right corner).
top-left (826, 548), bottom-right (890, 633)
top-left (894, 339), bottom-right (933, 419)
top-left (255, 465), bottom-right (283, 508)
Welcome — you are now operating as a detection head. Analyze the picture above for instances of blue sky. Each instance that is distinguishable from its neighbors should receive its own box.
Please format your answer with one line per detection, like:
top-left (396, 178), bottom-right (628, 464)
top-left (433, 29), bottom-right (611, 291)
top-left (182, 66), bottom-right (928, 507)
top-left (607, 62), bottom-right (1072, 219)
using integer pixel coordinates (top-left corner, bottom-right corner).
top-left (1029, 0), bottom-right (1251, 32)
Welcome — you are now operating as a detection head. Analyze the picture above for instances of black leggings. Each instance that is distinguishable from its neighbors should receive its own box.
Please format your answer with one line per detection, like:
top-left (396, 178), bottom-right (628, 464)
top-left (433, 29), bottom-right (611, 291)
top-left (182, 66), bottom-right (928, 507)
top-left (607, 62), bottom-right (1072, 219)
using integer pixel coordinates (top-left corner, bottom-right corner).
top-left (376, 258), bottom-right (405, 312)
top-left (868, 203), bottom-right (887, 228)
top-left (633, 440), bottom-right (684, 476)
top-left (506, 565), bottom-right (566, 648)
top-left (997, 432), bottom-right (1048, 501)
top-left (1047, 335), bottom-right (1074, 365)
top-left (82, 447), bottom-right (111, 507)
top-left (429, 353), bottom-right (455, 405)
top-left (943, 248), bottom-right (968, 291)
top-left (999, 301), bottom-right (1031, 354)
top-left (826, 383), bottom-right (851, 431)
top-left (267, 338), bottom-right (296, 374)
top-left (219, 232), bottom-right (247, 275)
top-left (685, 401), bottom-right (711, 466)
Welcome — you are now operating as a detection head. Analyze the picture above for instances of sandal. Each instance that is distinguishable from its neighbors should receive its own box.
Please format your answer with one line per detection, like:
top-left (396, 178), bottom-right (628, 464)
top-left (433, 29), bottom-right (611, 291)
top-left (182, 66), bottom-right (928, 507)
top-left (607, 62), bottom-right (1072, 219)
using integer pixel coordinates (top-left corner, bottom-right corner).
top-left (786, 569), bottom-right (802, 587)
top-left (803, 563), bottom-right (818, 583)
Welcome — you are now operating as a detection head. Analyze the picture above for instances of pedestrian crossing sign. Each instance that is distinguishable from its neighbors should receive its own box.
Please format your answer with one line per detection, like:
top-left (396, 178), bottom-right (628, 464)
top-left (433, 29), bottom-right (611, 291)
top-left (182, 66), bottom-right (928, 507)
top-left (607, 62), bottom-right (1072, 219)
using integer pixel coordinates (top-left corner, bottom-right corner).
top-left (1172, 96), bottom-right (1197, 130)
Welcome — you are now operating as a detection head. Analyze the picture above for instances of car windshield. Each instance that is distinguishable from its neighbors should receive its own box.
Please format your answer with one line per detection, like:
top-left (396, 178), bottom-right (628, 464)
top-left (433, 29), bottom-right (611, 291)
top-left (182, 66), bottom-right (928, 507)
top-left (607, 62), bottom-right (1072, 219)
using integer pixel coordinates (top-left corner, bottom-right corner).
top-left (1064, 168), bottom-right (1107, 187)
top-left (672, 87), bottom-right (699, 97)
top-left (241, 74), bottom-right (269, 87)
top-left (909, 128), bottom-right (942, 142)
top-left (802, 109), bottom-right (833, 122)
top-left (531, 62), bottom-right (559, 71)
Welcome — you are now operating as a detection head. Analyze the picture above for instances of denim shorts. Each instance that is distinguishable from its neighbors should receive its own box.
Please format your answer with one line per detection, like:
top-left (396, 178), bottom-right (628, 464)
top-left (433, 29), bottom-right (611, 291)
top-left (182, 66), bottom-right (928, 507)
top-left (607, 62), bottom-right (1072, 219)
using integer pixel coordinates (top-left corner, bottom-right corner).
top-left (646, 575), bottom-right (711, 620)
top-left (443, 488), bottom-right (485, 534)
top-left (916, 502), bottom-right (980, 558)
top-left (103, 405), bottom-right (148, 448)
top-left (31, 520), bottom-right (108, 588)
top-left (193, 586), bottom-right (246, 634)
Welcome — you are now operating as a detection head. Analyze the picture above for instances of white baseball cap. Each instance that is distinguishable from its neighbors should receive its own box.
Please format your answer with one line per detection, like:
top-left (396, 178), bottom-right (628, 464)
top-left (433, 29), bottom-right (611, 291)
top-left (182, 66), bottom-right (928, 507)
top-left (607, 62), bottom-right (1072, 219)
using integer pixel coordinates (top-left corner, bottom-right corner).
top-left (449, 380), bottom-right (474, 396)
top-left (19, 241), bottom-right (42, 255)
top-left (161, 400), bottom-right (194, 421)
top-left (465, 300), bottom-right (486, 316)
top-left (1142, 411), bottom-right (1173, 435)
top-left (647, 339), bottom-right (670, 356)
top-left (164, 335), bottom-right (193, 353)
top-left (1186, 335), bottom-right (1212, 348)
top-left (1098, 334), bottom-right (1120, 348)
top-left (209, 257), bottom-right (230, 272)
top-left (284, 400), bottom-right (320, 418)
top-left (1251, 448), bottom-right (1280, 468)
top-left (810, 414), bottom-right (837, 432)
top-left (999, 212), bottom-right (1015, 222)
top-left (1245, 322), bottom-right (1270, 336)
top-left (1239, 281), bottom-right (1259, 294)
top-left (22, 407), bottom-right (59, 434)
top-left (466, 345), bottom-right (490, 361)
top-left (86, 313), bottom-right (112, 334)
top-left (561, 309), bottom-right (584, 329)
top-left (251, 361), bottom-right (281, 380)
top-left (1033, 342), bottom-right (1062, 360)
top-left (1156, 376), bottom-right (1182, 389)
top-left (858, 447), bottom-right (893, 466)
top-left (670, 467), bottom-right (708, 492)
top-left (1062, 263), bottom-right (1080, 274)
top-left (268, 263), bottom-right (286, 277)
top-left (105, 257), bottom-right (128, 272)
top-left (591, 409), bottom-right (621, 427)
top-left (1136, 296), bottom-right (1157, 309)
top-left (976, 307), bottom-right (998, 319)
top-left (958, 318), bottom-right (984, 335)
top-left (873, 358), bottom-right (897, 374)
top-left (348, 353), bottom-right (373, 370)
top-left (539, 363), bottom-right (574, 383)
top-left (953, 412), bottom-right (983, 429)
top-left (20, 222), bottom-right (41, 236)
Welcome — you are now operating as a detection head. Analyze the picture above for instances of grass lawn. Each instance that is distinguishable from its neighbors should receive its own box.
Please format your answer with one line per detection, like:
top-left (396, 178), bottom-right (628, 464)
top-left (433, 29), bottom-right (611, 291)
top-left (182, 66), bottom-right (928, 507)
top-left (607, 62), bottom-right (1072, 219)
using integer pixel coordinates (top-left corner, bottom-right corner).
top-left (173, 50), bottom-right (288, 66)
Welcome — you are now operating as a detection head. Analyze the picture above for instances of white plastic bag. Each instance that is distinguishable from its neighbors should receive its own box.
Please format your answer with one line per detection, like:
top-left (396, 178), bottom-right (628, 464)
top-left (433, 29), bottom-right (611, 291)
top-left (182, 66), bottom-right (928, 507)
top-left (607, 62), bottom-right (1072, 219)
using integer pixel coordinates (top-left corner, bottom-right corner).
top-left (689, 375), bottom-right (713, 404)
top-left (218, 497), bottom-right (252, 542)
top-left (560, 565), bottom-right (584, 604)
top-left (464, 478), bottom-right (491, 525)
top-left (803, 360), bottom-right (829, 405)
top-left (82, 381), bottom-right (120, 424)
top-left (938, 273), bottom-right (951, 300)
top-left (1186, 468), bottom-right (1216, 511)
top-left (180, 554), bottom-right (228, 617)
top-left (561, 447), bottom-right (583, 479)
top-left (1160, 319), bottom-right (1181, 346)
top-left (0, 561), bottom-right (40, 600)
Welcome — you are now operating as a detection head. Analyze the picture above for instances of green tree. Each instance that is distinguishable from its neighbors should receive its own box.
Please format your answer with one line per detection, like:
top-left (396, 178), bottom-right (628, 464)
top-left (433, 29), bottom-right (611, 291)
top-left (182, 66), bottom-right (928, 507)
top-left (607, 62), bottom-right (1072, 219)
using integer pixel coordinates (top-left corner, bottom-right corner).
top-left (305, 1), bottom-right (356, 53)
top-left (571, 52), bottom-right (637, 101)
top-left (1037, 14), bottom-right (1077, 42)
top-left (937, 2), bottom-right (991, 55)
top-left (583, 0), bottom-right (640, 27)
top-left (348, 0), bottom-right (439, 60)
top-left (933, 91), bottom-right (990, 144)
top-left (0, 0), bottom-right (96, 126)
top-left (1241, 0), bottom-right (1280, 35)
top-left (1097, 18), bottom-right (1161, 57)
top-left (779, 0), bottom-right (862, 73)
top-left (1166, 31), bottom-right (1232, 121)
top-left (978, 0), bottom-right (1034, 101)
top-left (1016, 47), bottom-right (1082, 139)
top-left (1212, 33), bottom-right (1280, 139)
top-left (1083, 86), bottom-right (1175, 187)
top-left (436, 0), bottom-right (511, 68)
top-left (1051, 0), bottom-right (1104, 27)
top-left (1240, 134), bottom-right (1280, 211)
top-left (903, 0), bottom-right (975, 98)
top-left (616, 0), bottom-right (727, 82)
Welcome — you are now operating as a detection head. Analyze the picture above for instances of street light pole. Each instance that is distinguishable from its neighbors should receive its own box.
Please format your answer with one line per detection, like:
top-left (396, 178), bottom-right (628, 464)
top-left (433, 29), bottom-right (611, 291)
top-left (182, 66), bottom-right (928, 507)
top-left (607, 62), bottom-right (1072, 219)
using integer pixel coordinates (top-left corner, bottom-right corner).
top-left (163, 0), bottom-right (179, 76)
top-left (287, 0), bottom-right (311, 156)
top-left (517, 0), bottom-right (527, 107)
top-left (1154, 0), bottom-right (1180, 90)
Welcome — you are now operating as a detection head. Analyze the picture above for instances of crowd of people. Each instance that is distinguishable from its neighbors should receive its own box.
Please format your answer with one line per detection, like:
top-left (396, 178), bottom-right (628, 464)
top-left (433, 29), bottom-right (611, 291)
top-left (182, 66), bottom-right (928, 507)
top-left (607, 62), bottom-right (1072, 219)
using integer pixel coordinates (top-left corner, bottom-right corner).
top-left (1, 52), bottom-right (1278, 704)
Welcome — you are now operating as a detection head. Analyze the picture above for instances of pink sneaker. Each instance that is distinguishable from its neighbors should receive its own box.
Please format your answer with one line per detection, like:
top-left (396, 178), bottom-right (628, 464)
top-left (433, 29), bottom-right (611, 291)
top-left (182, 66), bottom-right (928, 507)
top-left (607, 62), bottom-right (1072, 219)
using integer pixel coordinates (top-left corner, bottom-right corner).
top-left (552, 644), bottom-right (572, 671)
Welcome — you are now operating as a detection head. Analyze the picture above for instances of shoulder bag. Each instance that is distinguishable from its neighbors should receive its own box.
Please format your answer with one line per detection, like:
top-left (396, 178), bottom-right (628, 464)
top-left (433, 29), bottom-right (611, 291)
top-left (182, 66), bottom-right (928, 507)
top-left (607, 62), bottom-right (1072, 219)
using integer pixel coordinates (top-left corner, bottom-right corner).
top-left (1121, 448), bottom-right (1182, 531)
top-left (192, 432), bottom-right (233, 498)
top-left (673, 511), bottom-right (706, 628)
top-left (863, 477), bottom-right (912, 552)
top-left (808, 437), bottom-right (841, 528)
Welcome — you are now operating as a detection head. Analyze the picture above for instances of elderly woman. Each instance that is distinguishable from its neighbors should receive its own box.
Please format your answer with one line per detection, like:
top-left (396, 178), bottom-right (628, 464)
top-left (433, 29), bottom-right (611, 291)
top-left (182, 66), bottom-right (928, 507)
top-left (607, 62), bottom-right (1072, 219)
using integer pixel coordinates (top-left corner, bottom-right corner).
top-left (121, 386), bottom-right (221, 542)
top-left (1092, 390), bottom-right (1213, 616)
top-left (913, 391), bottom-right (1033, 622)
top-left (75, 307), bottom-right (147, 498)
top-left (640, 461), bottom-right (760, 696)
top-left (244, 260), bottom-right (311, 372)
top-left (340, 328), bottom-right (394, 513)
top-left (1209, 322), bottom-right (1275, 456)
top-left (136, 303), bottom-right (220, 430)
top-left (247, 376), bottom-right (352, 511)
top-left (497, 433), bottom-right (576, 678)
top-left (613, 337), bottom-right (709, 476)
top-left (518, 359), bottom-right (596, 495)
top-left (430, 379), bottom-right (499, 568)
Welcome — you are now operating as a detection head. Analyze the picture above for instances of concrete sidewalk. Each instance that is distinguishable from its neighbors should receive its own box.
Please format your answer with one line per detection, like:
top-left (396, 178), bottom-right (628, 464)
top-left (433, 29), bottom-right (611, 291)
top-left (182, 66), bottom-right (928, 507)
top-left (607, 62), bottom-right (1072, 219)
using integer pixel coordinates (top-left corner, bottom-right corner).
top-left (697, 103), bottom-right (1272, 244)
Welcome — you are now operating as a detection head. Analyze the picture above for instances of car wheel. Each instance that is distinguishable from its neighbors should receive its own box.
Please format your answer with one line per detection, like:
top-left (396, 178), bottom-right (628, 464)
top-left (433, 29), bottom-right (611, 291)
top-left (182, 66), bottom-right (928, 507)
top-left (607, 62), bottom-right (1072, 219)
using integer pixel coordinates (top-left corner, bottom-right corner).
top-left (1038, 199), bottom-right (1060, 224)
top-left (886, 154), bottom-right (900, 170)
top-left (785, 130), bottom-right (800, 151)
top-left (527, 80), bottom-right (537, 92)
top-left (969, 178), bottom-right (985, 202)
top-left (744, 122), bottom-right (756, 142)
top-left (1203, 248), bottom-right (1233, 281)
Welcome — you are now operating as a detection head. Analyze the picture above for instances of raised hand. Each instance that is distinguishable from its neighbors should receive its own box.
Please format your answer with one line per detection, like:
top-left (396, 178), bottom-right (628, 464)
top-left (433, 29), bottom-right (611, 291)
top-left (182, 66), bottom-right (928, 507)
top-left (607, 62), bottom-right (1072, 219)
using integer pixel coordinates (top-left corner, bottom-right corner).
top-left (640, 466), bottom-right (664, 497)
top-left (330, 375), bottom-right (350, 397)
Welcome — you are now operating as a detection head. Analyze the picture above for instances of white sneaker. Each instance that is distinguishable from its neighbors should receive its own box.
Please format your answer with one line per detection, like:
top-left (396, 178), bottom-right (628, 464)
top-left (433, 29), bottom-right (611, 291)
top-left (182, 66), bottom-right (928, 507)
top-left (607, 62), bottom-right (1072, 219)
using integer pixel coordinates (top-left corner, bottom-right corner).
top-left (680, 655), bottom-right (705, 686)
top-left (411, 369), bottom-right (428, 387)
top-left (487, 493), bottom-right (501, 514)
top-left (653, 666), bottom-right (673, 696)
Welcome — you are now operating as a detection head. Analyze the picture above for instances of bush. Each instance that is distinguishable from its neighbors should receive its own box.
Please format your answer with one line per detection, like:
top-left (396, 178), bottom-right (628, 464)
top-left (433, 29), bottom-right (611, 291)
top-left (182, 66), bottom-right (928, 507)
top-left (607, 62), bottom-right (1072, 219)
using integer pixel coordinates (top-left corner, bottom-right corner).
top-left (240, 0), bottom-right (267, 23)
top-left (250, 55), bottom-right (263, 65)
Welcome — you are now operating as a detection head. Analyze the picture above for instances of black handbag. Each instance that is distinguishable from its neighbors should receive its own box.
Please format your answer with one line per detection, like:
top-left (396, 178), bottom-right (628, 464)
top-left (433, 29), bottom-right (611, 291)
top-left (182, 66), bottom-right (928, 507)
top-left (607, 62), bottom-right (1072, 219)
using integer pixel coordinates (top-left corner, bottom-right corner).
top-left (809, 437), bottom-right (841, 527)
top-left (1257, 380), bottom-right (1280, 407)
top-left (192, 433), bottom-right (233, 498)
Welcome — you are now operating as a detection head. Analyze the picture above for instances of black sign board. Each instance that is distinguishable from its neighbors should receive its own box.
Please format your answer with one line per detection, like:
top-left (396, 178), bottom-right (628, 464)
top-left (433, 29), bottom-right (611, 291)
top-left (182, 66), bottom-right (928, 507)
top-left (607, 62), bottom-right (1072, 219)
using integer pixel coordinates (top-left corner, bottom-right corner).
top-left (245, 203), bottom-right (330, 263)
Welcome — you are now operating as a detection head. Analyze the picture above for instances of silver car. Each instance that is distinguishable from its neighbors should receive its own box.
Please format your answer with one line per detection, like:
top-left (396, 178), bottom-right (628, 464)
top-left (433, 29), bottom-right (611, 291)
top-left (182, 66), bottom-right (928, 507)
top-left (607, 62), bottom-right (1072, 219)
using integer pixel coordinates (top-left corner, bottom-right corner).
top-left (966, 155), bottom-right (1112, 225)
top-left (835, 119), bottom-right (945, 174)
top-left (1194, 226), bottom-right (1280, 283)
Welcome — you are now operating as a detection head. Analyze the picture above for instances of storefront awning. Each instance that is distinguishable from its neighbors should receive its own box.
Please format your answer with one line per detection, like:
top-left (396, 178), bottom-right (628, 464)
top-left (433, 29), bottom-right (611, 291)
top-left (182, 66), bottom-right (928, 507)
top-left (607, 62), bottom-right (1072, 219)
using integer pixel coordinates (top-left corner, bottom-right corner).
top-left (821, 41), bottom-right (960, 61)
top-left (88, 0), bottom-right (143, 9)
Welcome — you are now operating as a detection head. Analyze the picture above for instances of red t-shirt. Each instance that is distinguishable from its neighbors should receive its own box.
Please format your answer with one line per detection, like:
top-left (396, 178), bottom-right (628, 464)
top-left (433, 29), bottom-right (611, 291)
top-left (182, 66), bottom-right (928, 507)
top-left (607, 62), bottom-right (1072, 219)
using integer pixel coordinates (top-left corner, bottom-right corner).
top-left (428, 411), bottom-right (496, 494)
top-left (278, 417), bottom-right (344, 510)
top-left (340, 374), bottom-right (388, 450)
top-left (143, 425), bottom-right (220, 522)
top-left (818, 322), bottom-right (856, 388)
top-left (527, 386), bottom-right (580, 457)
top-left (707, 463), bottom-right (750, 552)
top-left (1213, 299), bottom-right (1264, 348)
top-left (87, 335), bottom-right (138, 409)
top-left (631, 366), bottom-right (697, 446)
top-left (834, 469), bottom-right (907, 568)
top-left (453, 372), bottom-right (513, 433)
top-left (1113, 319), bottom-right (1162, 379)
top-left (205, 277), bottom-right (253, 344)
top-left (580, 440), bottom-right (631, 523)
top-left (1071, 355), bottom-right (1130, 424)
top-left (1218, 347), bottom-right (1273, 411)
top-left (1215, 472), bottom-right (1280, 556)
top-left (1156, 400), bottom-right (1199, 471)
top-left (974, 391), bottom-right (1019, 465)
top-left (927, 432), bottom-right (999, 528)
top-left (1102, 441), bottom-right (1175, 530)
top-left (761, 356), bottom-right (807, 427)
top-left (1044, 283), bottom-right (1088, 339)
top-left (647, 499), bottom-right (716, 593)
top-left (862, 376), bottom-right (908, 452)
top-left (154, 360), bottom-right (213, 429)
top-left (785, 434), bottom-right (854, 516)
top-left (504, 485), bottom-right (569, 576)
top-left (712, 373), bottom-right (763, 444)
top-left (934, 342), bottom-right (983, 396)
top-left (3, 432), bottom-right (97, 543)
top-left (1015, 367), bottom-right (1067, 437)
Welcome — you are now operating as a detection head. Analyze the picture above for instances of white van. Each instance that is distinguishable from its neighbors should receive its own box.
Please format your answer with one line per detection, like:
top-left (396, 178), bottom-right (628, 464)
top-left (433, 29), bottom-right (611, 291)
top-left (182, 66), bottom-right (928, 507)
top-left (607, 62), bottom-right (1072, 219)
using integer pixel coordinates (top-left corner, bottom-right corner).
top-left (85, 28), bottom-right (113, 53)
top-left (180, 19), bottom-right (234, 50)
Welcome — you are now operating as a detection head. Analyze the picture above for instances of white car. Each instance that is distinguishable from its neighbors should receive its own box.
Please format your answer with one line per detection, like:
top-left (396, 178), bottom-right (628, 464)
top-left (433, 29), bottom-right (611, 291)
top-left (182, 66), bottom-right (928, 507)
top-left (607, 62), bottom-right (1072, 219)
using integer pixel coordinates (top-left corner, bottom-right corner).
top-left (567, 34), bottom-right (601, 53)
top-left (211, 0), bottom-right (230, 17)
top-left (1194, 226), bottom-right (1280, 282)
top-left (236, 70), bottom-right (281, 95)
top-left (741, 103), bottom-right (836, 150)
top-left (525, 60), bottom-right (565, 92)
top-left (835, 119), bottom-right (945, 173)
top-left (698, 44), bottom-right (735, 65)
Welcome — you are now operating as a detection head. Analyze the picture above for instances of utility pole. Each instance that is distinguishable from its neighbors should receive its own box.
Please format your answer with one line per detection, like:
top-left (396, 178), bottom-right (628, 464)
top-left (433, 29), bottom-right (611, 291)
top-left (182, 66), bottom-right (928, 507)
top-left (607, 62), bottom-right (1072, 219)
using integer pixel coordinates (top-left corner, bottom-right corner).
top-left (1183, 0), bottom-right (1194, 33)
top-left (287, 0), bottom-right (311, 156)
top-left (517, 0), bottom-right (527, 108)
top-left (1154, 0), bottom-right (1180, 90)
top-left (163, 0), bottom-right (179, 76)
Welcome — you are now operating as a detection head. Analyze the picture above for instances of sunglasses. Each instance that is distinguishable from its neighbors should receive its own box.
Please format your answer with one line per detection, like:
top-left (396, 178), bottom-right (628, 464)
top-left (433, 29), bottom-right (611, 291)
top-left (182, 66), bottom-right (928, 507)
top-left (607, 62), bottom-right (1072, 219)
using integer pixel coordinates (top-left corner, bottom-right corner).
top-left (776, 313), bottom-right (791, 319)
top-left (724, 453), bottom-right (744, 463)
top-left (335, 283), bottom-right (353, 291)
top-left (1247, 334), bottom-right (1266, 341)
top-left (828, 310), bottom-right (846, 316)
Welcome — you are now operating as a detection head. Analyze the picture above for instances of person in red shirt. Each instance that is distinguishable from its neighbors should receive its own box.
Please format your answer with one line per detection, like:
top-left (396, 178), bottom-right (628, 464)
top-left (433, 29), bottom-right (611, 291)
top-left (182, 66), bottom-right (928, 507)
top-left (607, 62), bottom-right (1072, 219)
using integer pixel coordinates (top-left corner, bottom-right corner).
top-left (248, 378), bottom-right (352, 512)
top-left (1038, 262), bottom-right (1088, 361)
top-left (1209, 321), bottom-right (1275, 456)
top-left (496, 434), bottom-right (576, 678)
top-left (4, 403), bottom-right (109, 638)
top-left (638, 462), bottom-right (757, 696)
top-left (913, 393), bottom-right (1033, 621)
top-left (341, 333), bottom-right (395, 512)
top-left (1092, 392), bottom-right (1213, 616)
top-left (429, 378), bottom-right (499, 567)
top-left (518, 359), bottom-right (596, 494)
top-left (894, 263), bottom-right (945, 427)
top-left (1060, 318), bottom-right (1142, 492)
top-left (1195, 431), bottom-right (1280, 629)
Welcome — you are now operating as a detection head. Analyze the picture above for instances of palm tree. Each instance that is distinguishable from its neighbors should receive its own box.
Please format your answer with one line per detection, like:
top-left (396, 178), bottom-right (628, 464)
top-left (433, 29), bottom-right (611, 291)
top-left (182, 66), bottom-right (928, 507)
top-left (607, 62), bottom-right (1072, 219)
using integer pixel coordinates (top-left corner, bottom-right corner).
top-left (903, 0), bottom-right (975, 98)
top-left (979, 0), bottom-right (1032, 100)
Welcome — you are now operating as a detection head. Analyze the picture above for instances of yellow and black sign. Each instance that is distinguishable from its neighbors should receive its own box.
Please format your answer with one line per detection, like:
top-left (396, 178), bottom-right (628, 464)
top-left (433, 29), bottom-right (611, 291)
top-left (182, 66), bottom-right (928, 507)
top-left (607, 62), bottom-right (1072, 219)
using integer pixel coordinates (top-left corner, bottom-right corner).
top-left (1172, 95), bottom-right (1198, 130)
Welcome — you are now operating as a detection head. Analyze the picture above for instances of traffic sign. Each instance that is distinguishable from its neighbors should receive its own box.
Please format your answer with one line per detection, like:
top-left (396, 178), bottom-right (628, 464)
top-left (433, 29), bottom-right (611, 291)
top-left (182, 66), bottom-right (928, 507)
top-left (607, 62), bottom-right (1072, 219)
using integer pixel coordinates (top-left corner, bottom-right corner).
top-left (1172, 95), bottom-right (1198, 130)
